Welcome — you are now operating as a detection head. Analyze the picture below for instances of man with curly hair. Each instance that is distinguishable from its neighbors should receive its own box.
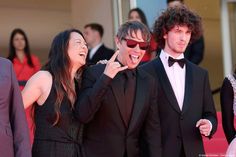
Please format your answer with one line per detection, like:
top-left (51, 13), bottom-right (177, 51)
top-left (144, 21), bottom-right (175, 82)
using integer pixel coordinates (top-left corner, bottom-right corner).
top-left (167, 0), bottom-right (205, 65)
top-left (141, 5), bottom-right (217, 157)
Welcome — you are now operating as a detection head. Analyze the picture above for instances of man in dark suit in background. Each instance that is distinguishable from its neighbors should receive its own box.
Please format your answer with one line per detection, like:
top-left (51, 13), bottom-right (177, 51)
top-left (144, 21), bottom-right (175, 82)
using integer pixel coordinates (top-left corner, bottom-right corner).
top-left (84, 23), bottom-right (114, 65)
top-left (0, 57), bottom-right (31, 157)
top-left (141, 5), bottom-right (217, 157)
top-left (76, 21), bottom-right (161, 157)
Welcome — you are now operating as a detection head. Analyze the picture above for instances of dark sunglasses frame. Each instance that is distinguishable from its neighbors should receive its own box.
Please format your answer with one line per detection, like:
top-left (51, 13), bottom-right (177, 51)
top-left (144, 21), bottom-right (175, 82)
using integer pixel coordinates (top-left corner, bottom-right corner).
top-left (122, 38), bottom-right (149, 50)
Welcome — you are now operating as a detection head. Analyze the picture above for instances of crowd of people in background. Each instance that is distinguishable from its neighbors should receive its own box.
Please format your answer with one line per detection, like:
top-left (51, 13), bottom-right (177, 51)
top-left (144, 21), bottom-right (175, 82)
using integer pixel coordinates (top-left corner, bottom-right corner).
top-left (0, 0), bottom-right (236, 157)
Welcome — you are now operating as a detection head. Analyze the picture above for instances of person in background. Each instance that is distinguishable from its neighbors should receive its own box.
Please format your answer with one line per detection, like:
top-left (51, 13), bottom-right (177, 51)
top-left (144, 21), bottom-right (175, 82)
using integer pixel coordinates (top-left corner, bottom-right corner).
top-left (220, 65), bottom-right (236, 156)
top-left (7, 28), bottom-right (41, 144)
top-left (22, 29), bottom-right (87, 157)
top-left (75, 21), bottom-right (161, 157)
top-left (0, 57), bottom-right (31, 157)
top-left (141, 5), bottom-right (217, 157)
top-left (84, 23), bottom-right (114, 65)
top-left (128, 8), bottom-right (158, 63)
top-left (167, 0), bottom-right (205, 65)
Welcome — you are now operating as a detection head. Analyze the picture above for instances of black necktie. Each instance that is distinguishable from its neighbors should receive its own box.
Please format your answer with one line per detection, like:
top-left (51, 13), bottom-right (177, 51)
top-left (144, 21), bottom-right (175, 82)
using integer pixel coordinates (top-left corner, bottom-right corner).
top-left (123, 70), bottom-right (136, 126)
top-left (168, 57), bottom-right (185, 68)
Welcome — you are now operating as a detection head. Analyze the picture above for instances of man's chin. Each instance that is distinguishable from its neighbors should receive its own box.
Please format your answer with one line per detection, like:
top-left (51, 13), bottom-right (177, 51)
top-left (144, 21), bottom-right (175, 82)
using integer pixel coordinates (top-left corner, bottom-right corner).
top-left (127, 63), bottom-right (139, 69)
top-left (179, 47), bottom-right (187, 53)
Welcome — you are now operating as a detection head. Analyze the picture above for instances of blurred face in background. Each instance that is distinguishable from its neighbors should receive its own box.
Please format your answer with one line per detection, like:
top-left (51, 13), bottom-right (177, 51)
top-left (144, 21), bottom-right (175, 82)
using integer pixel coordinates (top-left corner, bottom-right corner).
top-left (13, 33), bottom-right (26, 51)
top-left (128, 11), bottom-right (142, 23)
top-left (83, 27), bottom-right (99, 48)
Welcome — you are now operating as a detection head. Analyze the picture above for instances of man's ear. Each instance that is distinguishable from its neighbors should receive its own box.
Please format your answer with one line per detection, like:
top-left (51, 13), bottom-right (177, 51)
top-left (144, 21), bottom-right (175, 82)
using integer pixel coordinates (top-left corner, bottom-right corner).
top-left (163, 33), bottom-right (167, 39)
top-left (115, 37), bottom-right (121, 49)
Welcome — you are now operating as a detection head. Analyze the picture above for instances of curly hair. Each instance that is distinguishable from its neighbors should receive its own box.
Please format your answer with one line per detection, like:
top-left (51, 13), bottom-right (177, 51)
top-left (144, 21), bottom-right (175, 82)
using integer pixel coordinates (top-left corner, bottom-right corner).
top-left (153, 5), bottom-right (202, 49)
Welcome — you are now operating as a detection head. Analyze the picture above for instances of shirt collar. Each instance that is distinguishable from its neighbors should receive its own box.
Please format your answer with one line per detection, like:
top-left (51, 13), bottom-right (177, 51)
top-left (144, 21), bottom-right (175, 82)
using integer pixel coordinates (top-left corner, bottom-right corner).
top-left (160, 49), bottom-right (185, 67)
top-left (161, 50), bottom-right (184, 60)
top-left (91, 43), bottom-right (103, 52)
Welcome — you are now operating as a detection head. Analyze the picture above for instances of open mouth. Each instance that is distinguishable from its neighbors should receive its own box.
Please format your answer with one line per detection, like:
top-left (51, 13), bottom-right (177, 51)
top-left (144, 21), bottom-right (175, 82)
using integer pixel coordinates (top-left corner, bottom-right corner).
top-left (129, 54), bottom-right (140, 64)
top-left (79, 52), bottom-right (87, 58)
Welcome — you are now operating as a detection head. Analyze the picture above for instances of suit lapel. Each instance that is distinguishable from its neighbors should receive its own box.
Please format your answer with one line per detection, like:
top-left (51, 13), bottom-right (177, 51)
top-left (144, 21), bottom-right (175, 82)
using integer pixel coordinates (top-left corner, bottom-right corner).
top-left (128, 69), bottom-right (147, 133)
top-left (155, 58), bottom-right (181, 113)
top-left (182, 61), bottom-right (193, 114)
top-left (111, 75), bottom-right (128, 127)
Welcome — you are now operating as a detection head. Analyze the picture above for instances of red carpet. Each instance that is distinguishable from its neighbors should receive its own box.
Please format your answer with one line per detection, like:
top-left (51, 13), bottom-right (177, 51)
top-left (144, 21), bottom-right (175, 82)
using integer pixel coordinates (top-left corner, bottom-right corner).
top-left (203, 112), bottom-right (229, 156)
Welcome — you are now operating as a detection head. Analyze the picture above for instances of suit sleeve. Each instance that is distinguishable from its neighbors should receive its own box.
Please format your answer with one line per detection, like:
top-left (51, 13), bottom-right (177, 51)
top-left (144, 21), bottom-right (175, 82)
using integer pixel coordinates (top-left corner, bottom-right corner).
top-left (141, 79), bottom-right (162, 157)
top-left (202, 71), bottom-right (217, 137)
top-left (220, 78), bottom-right (235, 143)
top-left (9, 63), bottom-right (31, 157)
top-left (75, 67), bottom-right (112, 123)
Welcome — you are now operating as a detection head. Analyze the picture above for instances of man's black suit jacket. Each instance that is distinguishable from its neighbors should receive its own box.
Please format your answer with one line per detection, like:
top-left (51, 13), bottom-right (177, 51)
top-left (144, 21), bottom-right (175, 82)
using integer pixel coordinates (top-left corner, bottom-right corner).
top-left (141, 57), bottom-right (217, 157)
top-left (87, 44), bottom-right (114, 65)
top-left (75, 64), bottom-right (162, 157)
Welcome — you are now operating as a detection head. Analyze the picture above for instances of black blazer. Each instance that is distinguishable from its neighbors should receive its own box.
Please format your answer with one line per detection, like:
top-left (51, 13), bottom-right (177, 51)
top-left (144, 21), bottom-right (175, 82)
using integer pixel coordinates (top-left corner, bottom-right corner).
top-left (86, 44), bottom-right (114, 65)
top-left (220, 74), bottom-right (236, 143)
top-left (0, 57), bottom-right (31, 157)
top-left (75, 64), bottom-right (162, 157)
top-left (141, 57), bottom-right (217, 157)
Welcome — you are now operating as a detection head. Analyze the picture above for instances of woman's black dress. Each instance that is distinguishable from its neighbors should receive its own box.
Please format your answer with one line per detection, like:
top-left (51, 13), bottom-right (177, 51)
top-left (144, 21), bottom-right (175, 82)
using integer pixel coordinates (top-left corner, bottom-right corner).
top-left (32, 81), bottom-right (82, 157)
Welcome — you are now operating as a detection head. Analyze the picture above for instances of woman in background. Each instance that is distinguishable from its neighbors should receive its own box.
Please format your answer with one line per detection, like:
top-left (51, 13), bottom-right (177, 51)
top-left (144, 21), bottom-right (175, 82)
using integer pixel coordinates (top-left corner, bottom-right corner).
top-left (128, 8), bottom-right (158, 63)
top-left (221, 66), bottom-right (236, 156)
top-left (22, 29), bottom-right (87, 157)
top-left (7, 28), bottom-right (41, 144)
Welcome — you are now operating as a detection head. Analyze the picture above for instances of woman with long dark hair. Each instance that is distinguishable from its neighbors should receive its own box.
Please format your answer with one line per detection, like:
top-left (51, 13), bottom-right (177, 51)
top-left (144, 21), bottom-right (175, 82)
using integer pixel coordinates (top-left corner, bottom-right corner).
top-left (221, 65), bottom-right (236, 156)
top-left (22, 29), bottom-right (87, 157)
top-left (7, 28), bottom-right (41, 144)
top-left (8, 28), bottom-right (41, 89)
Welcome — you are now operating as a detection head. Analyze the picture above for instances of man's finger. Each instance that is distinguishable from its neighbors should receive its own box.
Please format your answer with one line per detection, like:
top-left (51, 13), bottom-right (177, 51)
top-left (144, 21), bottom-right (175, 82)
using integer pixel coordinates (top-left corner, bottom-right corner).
top-left (199, 125), bottom-right (209, 131)
top-left (196, 119), bottom-right (203, 127)
top-left (108, 50), bottom-right (119, 63)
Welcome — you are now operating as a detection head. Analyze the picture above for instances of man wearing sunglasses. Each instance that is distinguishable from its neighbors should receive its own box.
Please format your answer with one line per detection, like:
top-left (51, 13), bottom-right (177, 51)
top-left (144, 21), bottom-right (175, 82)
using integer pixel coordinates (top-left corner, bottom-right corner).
top-left (141, 5), bottom-right (217, 157)
top-left (75, 21), bottom-right (161, 157)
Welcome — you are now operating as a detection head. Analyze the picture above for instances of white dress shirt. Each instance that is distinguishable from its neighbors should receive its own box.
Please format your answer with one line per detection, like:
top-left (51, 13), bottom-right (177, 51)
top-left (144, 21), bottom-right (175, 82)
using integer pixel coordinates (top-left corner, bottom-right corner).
top-left (89, 43), bottom-right (103, 59)
top-left (160, 50), bottom-right (186, 110)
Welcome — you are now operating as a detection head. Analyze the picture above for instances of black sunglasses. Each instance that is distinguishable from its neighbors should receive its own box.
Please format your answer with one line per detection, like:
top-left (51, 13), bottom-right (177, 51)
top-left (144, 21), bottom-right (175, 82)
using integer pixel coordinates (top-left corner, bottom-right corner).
top-left (123, 38), bottom-right (149, 50)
